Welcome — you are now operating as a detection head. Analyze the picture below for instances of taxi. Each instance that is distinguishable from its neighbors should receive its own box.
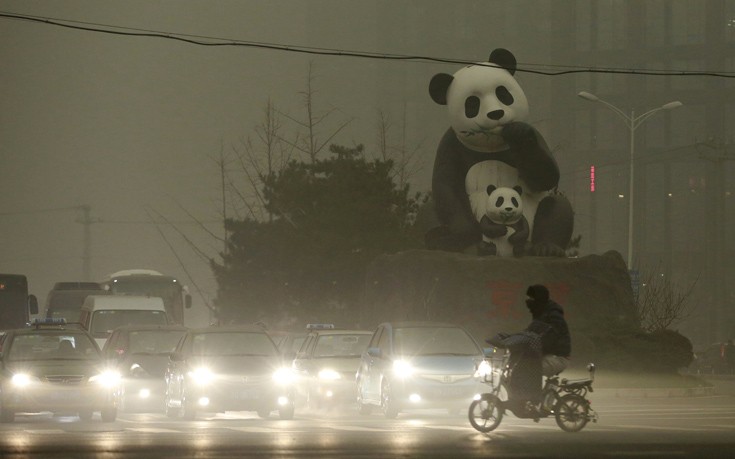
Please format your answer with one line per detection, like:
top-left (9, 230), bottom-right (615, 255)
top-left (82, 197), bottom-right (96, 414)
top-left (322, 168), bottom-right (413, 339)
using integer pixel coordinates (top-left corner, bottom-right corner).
top-left (0, 319), bottom-right (120, 422)
top-left (292, 324), bottom-right (372, 409)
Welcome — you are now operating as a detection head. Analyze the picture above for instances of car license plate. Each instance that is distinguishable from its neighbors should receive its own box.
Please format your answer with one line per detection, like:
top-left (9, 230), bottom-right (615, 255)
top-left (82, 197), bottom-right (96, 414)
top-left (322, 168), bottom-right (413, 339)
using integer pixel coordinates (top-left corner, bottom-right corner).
top-left (429, 386), bottom-right (464, 398)
top-left (50, 390), bottom-right (81, 401)
top-left (237, 390), bottom-right (258, 400)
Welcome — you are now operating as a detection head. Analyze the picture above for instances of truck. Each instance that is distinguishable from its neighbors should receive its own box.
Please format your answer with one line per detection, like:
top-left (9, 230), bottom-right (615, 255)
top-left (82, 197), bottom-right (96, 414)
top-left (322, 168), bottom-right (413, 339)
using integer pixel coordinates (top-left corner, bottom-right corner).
top-left (0, 274), bottom-right (39, 330)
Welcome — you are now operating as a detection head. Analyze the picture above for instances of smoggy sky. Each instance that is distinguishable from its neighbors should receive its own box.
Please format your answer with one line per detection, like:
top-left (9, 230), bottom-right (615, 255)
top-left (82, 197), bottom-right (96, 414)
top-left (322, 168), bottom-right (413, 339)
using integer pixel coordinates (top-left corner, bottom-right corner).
top-left (1, 0), bottom-right (479, 325)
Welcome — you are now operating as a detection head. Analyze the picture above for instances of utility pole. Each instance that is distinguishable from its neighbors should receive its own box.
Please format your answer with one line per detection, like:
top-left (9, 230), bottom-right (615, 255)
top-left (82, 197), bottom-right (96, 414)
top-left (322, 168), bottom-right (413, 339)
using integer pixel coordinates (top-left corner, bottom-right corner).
top-left (698, 140), bottom-right (734, 342)
top-left (75, 204), bottom-right (96, 281)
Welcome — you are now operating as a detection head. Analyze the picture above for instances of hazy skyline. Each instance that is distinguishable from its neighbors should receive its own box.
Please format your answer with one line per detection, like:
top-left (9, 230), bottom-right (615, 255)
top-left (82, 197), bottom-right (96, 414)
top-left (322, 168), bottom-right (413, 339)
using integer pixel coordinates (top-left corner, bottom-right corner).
top-left (0, 1), bottom-right (488, 325)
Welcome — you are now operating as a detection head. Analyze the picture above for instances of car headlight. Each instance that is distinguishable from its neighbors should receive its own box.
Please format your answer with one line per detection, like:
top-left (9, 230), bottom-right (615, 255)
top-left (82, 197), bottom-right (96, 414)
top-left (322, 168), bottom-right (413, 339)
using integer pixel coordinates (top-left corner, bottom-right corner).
top-left (318, 369), bottom-right (342, 381)
top-left (272, 367), bottom-right (295, 386)
top-left (392, 360), bottom-right (414, 379)
top-left (90, 370), bottom-right (121, 388)
top-left (474, 360), bottom-right (492, 378)
top-left (188, 367), bottom-right (214, 386)
top-left (11, 373), bottom-right (36, 388)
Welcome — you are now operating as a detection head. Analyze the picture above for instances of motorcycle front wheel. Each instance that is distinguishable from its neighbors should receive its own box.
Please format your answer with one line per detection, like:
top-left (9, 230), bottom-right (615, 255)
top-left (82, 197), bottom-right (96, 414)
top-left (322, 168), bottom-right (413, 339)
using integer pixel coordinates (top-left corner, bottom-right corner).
top-left (468, 394), bottom-right (503, 433)
top-left (554, 394), bottom-right (590, 432)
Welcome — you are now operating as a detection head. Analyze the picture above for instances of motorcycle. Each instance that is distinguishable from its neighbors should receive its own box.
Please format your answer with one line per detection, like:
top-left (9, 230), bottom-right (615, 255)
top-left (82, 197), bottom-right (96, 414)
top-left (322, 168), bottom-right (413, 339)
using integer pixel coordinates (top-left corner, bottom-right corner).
top-left (469, 349), bottom-right (598, 433)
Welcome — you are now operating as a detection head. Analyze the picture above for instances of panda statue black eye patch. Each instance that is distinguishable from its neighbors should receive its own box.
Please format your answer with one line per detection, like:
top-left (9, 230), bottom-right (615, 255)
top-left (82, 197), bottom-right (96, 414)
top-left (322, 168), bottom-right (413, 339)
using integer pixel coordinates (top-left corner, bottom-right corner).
top-left (464, 96), bottom-right (481, 118)
top-left (495, 196), bottom-right (504, 207)
top-left (496, 86), bottom-right (514, 106)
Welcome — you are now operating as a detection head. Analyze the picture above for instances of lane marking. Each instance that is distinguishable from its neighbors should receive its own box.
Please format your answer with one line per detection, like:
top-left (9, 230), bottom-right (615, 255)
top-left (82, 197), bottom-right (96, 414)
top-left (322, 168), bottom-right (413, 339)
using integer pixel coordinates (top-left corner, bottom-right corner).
top-left (606, 424), bottom-right (717, 432)
top-left (421, 425), bottom-right (471, 431)
top-left (328, 425), bottom-right (387, 432)
top-left (127, 427), bottom-right (182, 433)
top-left (23, 429), bottom-right (66, 434)
top-left (225, 426), bottom-right (302, 433)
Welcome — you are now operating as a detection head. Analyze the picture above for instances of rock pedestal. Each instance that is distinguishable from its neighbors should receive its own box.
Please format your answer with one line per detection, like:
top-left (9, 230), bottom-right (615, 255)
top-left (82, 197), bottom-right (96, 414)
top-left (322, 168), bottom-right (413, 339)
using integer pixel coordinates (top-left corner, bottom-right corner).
top-left (362, 249), bottom-right (637, 366)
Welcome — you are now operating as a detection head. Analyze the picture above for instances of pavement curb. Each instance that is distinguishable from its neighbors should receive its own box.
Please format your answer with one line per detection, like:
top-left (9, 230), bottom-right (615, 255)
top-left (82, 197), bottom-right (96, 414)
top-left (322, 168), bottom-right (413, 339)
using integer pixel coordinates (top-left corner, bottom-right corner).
top-left (595, 386), bottom-right (716, 398)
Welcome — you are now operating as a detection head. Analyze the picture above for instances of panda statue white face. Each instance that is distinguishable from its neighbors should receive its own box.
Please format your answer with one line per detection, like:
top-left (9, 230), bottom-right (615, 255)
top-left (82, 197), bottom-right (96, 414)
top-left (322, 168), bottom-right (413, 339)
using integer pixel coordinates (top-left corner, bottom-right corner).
top-left (446, 64), bottom-right (529, 152)
top-left (485, 185), bottom-right (524, 225)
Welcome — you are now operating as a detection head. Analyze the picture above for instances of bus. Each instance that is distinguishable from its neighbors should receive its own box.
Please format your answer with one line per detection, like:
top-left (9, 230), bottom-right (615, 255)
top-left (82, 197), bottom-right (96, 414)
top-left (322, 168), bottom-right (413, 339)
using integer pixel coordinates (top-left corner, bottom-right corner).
top-left (100, 270), bottom-right (191, 325)
top-left (0, 274), bottom-right (39, 330)
top-left (45, 281), bottom-right (108, 322)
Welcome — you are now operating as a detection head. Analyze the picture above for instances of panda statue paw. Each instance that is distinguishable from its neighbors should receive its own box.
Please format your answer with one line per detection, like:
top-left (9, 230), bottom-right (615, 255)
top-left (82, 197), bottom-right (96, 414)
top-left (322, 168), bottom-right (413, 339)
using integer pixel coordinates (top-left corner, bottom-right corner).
top-left (501, 121), bottom-right (536, 147)
top-left (477, 241), bottom-right (498, 256)
top-left (527, 242), bottom-right (566, 257)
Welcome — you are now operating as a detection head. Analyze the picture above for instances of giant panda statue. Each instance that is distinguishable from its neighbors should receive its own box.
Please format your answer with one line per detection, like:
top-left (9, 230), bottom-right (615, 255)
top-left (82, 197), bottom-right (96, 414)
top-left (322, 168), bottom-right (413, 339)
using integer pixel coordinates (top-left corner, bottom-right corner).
top-left (426, 48), bottom-right (573, 257)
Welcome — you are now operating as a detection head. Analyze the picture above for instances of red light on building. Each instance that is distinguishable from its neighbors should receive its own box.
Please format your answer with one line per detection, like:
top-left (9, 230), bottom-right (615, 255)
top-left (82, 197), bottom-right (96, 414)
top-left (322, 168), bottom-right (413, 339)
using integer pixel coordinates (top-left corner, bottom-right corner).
top-left (590, 165), bottom-right (595, 192)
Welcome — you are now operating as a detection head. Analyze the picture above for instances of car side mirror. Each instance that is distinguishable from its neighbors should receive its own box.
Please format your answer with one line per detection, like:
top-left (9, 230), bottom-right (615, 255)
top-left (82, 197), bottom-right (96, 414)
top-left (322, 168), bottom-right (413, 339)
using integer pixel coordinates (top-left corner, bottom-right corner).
top-left (483, 347), bottom-right (496, 357)
top-left (28, 294), bottom-right (39, 315)
top-left (367, 347), bottom-right (381, 358)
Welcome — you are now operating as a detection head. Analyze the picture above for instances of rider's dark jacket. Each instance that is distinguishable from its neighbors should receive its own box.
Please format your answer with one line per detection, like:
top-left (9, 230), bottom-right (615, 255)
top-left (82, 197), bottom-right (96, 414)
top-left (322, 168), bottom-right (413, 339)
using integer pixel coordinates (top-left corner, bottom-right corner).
top-left (528, 300), bottom-right (571, 358)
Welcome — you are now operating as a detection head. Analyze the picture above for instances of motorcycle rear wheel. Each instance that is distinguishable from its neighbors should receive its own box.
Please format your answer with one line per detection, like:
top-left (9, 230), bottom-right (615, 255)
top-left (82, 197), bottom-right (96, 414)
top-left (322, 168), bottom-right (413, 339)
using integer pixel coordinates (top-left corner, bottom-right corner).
top-left (468, 394), bottom-right (503, 433)
top-left (554, 394), bottom-right (589, 432)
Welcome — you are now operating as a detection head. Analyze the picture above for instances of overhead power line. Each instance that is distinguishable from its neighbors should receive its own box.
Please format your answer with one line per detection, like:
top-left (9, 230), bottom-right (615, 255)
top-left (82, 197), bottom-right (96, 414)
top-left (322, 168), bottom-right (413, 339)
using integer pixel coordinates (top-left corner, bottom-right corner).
top-left (1, 11), bottom-right (734, 79)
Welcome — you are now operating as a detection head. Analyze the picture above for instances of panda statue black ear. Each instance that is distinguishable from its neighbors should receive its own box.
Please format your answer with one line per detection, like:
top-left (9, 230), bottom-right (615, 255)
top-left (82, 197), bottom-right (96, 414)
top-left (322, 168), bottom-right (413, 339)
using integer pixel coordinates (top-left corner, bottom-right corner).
top-left (429, 73), bottom-right (454, 105)
top-left (488, 48), bottom-right (517, 75)
top-left (513, 185), bottom-right (523, 195)
top-left (486, 185), bottom-right (497, 195)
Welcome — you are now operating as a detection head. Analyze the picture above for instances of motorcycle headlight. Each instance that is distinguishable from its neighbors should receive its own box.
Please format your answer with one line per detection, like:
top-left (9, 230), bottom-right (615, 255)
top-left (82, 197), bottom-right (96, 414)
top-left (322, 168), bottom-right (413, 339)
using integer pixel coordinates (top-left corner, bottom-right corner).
top-left (392, 360), bottom-right (414, 379)
top-left (318, 369), bottom-right (342, 381)
top-left (272, 367), bottom-right (295, 386)
top-left (11, 373), bottom-right (36, 388)
top-left (474, 360), bottom-right (492, 378)
top-left (90, 370), bottom-right (121, 388)
top-left (188, 367), bottom-right (214, 386)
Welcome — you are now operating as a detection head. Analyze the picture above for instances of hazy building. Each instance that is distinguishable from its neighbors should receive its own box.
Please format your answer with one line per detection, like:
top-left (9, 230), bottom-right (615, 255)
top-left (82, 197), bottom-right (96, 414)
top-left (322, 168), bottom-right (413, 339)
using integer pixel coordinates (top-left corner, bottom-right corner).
top-left (550, 0), bottom-right (735, 346)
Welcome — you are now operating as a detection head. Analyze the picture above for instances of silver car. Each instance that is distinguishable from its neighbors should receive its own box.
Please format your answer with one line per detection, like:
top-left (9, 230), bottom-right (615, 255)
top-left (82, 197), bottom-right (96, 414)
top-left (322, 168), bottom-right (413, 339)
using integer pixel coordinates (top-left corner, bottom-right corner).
top-left (356, 322), bottom-right (487, 418)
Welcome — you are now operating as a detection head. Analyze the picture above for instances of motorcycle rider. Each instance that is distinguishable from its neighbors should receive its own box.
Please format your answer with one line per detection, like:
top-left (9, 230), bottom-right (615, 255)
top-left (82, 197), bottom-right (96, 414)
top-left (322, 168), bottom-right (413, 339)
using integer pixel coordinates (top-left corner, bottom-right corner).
top-left (486, 284), bottom-right (571, 416)
top-left (525, 284), bottom-right (571, 377)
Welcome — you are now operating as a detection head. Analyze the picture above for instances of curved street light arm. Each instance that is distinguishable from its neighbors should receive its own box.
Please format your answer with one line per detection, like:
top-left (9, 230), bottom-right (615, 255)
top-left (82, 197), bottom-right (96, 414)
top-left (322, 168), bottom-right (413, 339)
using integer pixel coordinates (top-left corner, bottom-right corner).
top-left (590, 97), bottom-right (633, 128)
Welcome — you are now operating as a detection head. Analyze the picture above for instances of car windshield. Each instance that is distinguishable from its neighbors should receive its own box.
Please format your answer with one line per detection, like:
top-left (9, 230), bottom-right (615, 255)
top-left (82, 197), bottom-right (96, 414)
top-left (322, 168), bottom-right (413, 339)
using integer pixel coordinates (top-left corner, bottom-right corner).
top-left (192, 332), bottom-right (277, 357)
top-left (392, 327), bottom-right (480, 357)
top-left (128, 330), bottom-right (186, 354)
top-left (90, 310), bottom-right (168, 338)
top-left (283, 335), bottom-right (307, 354)
top-left (47, 308), bottom-right (83, 322)
top-left (313, 334), bottom-right (371, 357)
top-left (6, 332), bottom-right (99, 361)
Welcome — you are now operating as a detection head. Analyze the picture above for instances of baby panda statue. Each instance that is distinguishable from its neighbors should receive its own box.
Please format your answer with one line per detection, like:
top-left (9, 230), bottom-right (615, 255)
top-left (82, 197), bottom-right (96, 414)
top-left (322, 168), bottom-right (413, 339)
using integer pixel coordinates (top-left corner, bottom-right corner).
top-left (425, 48), bottom-right (573, 257)
top-left (478, 185), bottom-right (529, 257)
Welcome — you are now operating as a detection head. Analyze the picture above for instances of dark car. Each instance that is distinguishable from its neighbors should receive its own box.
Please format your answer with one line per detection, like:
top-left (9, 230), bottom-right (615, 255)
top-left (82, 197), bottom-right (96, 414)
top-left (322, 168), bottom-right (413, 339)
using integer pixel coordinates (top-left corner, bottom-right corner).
top-left (292, 326), bottom-right (372, 409)
top-left (164, 325), bottom-right (295, 420)
top-left (0, 319), bottom-right (119, 422)
top-left (102, 324), bottom-right (188, 412)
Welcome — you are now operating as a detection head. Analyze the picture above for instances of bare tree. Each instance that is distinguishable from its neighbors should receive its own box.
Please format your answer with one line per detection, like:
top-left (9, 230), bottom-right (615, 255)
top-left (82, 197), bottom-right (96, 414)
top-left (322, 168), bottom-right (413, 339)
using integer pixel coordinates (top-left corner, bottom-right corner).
top-left (230, 98), bottom-right (294, 222)
top-left (279, 61), bottom-right (353, 163)
top-left (374, 103), bottom-right (425, 190)
top-left (634, 264), bottom-right (699, 332)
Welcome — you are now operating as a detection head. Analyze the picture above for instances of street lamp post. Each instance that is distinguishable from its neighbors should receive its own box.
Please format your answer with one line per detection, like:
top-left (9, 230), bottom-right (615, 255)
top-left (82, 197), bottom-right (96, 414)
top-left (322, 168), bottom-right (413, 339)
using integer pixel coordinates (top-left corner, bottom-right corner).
top-left (577, 91), bottom-right (682, 268)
